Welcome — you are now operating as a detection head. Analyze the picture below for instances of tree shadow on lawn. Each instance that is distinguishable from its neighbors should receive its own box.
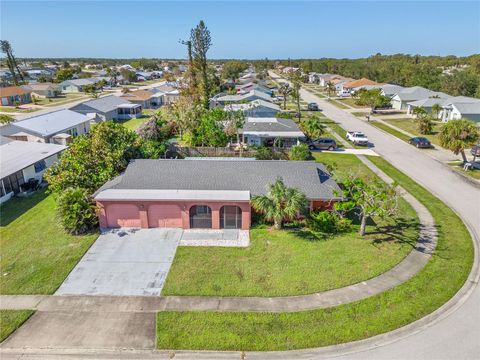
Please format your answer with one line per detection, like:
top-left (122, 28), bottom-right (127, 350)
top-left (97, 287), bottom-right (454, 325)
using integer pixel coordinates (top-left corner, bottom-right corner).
top-left (0, 188), bottom-right (49, 227)
top-left (368, 217), bottom-right (420, 250)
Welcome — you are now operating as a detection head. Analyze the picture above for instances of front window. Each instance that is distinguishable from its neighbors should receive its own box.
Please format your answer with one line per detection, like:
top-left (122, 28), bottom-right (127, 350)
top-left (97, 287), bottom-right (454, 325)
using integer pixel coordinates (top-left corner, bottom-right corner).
top-left (34, 160), bottom-right (47, 173)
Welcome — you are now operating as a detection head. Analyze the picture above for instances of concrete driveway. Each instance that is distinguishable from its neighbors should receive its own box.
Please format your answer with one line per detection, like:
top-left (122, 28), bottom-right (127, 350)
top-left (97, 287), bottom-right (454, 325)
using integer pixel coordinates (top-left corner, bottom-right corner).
top-left (56, 228), bottom-right (182, 296)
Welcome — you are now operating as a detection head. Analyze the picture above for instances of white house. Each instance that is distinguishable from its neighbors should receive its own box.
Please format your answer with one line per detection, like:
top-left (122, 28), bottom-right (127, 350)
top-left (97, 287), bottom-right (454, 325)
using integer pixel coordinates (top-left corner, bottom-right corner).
top-left (60, 78), bottom-right (99, 93)
top-left (0, 136), bottom-right (66, 203)
top-left (390, 86), bottom-right (449, 110)
top-left (224, 99), bottom-right (280, 118)
top-left (238, 117), bottom-right (306, 148)
top-left (211, 90), bottom-right (274, 107)
top-left (1, 109), bottom-right (91, 145)
top-left (440, 99), bottom-right (480, 123)
top-left (70, 95), bottom-right (142, 121)
top-left (24, 83), bottom-right (61, 98)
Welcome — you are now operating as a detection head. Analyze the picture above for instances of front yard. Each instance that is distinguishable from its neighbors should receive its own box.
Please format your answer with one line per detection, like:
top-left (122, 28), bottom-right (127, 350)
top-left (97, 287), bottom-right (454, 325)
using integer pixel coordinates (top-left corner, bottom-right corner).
top-left (383, 118), bottom-right (443, 146)
top-left (34, 93), bottom-right (90, 106)
top-left (162, 154), bottom-right (418, 297)
top-left (157, 157), bottom-right (473, 351)
top-left (0, 189), bottom-right (98, 294)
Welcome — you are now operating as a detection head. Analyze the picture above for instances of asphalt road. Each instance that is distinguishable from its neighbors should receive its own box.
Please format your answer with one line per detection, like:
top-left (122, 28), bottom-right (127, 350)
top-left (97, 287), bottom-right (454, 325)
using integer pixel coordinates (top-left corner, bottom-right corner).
top-left (270, 71), bottom-right (480, 359)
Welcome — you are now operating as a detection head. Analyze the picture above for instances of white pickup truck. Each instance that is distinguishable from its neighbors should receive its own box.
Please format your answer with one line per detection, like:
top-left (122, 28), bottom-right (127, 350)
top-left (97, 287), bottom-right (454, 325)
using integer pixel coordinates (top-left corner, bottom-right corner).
top-left (346, 131), bottom-right (369, 146)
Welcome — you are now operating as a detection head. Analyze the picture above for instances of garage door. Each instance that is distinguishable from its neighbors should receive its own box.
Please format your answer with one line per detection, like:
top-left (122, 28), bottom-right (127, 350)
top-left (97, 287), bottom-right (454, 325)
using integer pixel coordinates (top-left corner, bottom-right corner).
top-left (148, 204), bottom-right (183, 228)
top-left (106, 204), bottom-right (141, 228)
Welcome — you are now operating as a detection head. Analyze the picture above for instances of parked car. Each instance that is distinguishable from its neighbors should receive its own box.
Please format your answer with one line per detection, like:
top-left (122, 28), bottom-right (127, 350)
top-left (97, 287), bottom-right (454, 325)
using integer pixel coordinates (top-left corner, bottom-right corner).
top-left (307, 102), bottom-right (320, 111)
top-left (307, 138), bottom-right (337, 151)
top-left (337, 90), bottom-right (350, 97)
top-left (346, 131), bottom-right (369, 146)
top-left (471, 144), bottom-right (480, 158)
top-left (409, 137), bottom-right (432, 149)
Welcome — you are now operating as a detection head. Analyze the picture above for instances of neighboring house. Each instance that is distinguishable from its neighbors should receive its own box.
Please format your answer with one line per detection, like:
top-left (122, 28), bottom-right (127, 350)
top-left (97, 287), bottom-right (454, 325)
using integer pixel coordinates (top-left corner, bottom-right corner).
top-left (235, 82), bottom-right (273, 96)
top-left (239, 117), bottom-right (306, 147)
top-left (1, 109), bottom-right (91, 145)
top-left (121, 90), bottom-right (163, 109)
top-left (211, 90), bottom-right (274, 107)
top-left (152, 84), bottom-right (179, 104)
top-left (136, 71), bottom-right (153, 81)
top-left (406, 97), bottom-right (452, 115)
top-left (342, 78), bottom-right (381, 93)
top-left (25, 69), bottom-right (54, 80)
top-left (318, 74), bottom-right (343, 87)
top-left (390, 86), bottom-right (449, 110)
top-left (379, 84), bottom-right (405, 98)
top-left (0, 136), bottom-right (66, 203)
top-left (60, 78), bottom-right (98, 93)
top-left (70, 95), bottom-right (142, 121)
top-left (94, 158), bottom-right (341, 230)
top-left (239, 72), bottom-right (256, 83)
top-left (440, 98), bottom-right (480, 123)
top-left (224, 99), bottom-right (280, 118)
top-left (0, 86), bottom-right (32, 106)
top-left (24, 83), bottom-right (61, 98)
top-left (333, 77), bottom-right (355, 91)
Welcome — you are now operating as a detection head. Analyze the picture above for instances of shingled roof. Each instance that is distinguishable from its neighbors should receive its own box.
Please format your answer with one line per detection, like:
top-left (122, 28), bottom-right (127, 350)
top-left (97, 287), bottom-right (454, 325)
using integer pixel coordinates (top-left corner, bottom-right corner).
top-left (95, 159), bottom-right (341, 201)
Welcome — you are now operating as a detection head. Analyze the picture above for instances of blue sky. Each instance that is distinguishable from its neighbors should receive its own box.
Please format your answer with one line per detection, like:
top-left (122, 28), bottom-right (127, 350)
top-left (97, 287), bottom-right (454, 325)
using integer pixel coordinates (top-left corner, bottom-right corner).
top-left (1, 1), bottom-right (479, 59)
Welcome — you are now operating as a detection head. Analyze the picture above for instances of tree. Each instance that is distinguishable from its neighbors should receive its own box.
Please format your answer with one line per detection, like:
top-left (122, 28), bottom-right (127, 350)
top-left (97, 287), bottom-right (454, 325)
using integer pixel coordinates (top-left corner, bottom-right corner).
top-left (251, 178), bottom-right (308, 229)
top-left (190, 20), bottom-right (212, 109)
top-left (54, 68), bottom-right (76, 83)
top-left (188, 108), bottom-right (228, 146)
top-left (119, 68), bottom-right (136, 83)
top-left (431, 103), bottom-right (442, 119)
top-left (300, 117), bottom-right (325, 139)
top-left (277, 83), bottom-right (292, 110)
top-left (288, 143), bottom-right (311, 160)
top-left (106, 67), bottom-right (120, 87)
top-left (289, 70), bottom-right (303, 119)
top-left (335, 176), bottom-right (398, 236)
top-left (56, 187), bottom-right (98, 234)
top-left (412, 107), bottom-right (427, 118)
top-left (83, 84), bottom-right (99, 98)
top-left (0, 114), bottom-right (14, 124)
top-left (439, 119), bottom-right (480, 163)
top-left (325, 81), bottom-right (336, 98)
top-left (222, 61), bottom-right (248, 82)
top-left (1, 40), bottom-right (24, 85)
top-left (44, 121), bottom-right (144, 194)
top-left (417, 116), bottom-right (434, 135)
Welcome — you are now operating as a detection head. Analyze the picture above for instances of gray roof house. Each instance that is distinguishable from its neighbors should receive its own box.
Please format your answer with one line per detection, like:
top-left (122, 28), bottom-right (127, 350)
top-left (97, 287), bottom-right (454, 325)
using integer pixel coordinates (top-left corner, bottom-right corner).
top-left (0, 136), bottom-right (66, 203)
top-left (1, 109), bottom-right (91, 145)
top-left (440, 97), bottom-right (480, 123)
top-left (93, 158), bottom-right (341, 230)
top-left (239, 117), bottom-right (305, 147)
top-left (224, 99), bottom-right (280, 118)
top-left (60, 78), bottom-right (99, 93)
top-left (210, 89), bottom-right (274, 107)
top-left (390, 86), bottom-right (449, 110)
top-left (69, 95), bottom-right (142, 121)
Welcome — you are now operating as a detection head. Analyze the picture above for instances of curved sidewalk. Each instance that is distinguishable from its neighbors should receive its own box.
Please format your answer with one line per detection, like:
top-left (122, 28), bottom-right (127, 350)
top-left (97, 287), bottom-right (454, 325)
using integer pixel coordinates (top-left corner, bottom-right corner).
top-left (0, 157), bottom-right (437, 313)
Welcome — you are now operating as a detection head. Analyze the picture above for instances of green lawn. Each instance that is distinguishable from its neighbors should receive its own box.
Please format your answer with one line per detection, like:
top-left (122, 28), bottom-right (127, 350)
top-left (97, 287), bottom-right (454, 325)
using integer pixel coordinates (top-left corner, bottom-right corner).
top-left (121, 117), bottom-right (150, 131)
top-left (156, 157), bottom-right (473, 351)
top-left (448, 161), bottom-right (480, 181)
top-left (337, 97), bottom-right (367, 109)
top-left (351, 111), bottom-right (369, 117)
top-left (383, 118), bottom-right (443, 146)
top-left (370, 121), bottom-right (411, 142)
top-left (162, 154), bottom-right (417, 297)
top-left (0, 190), bottom-right (98, 294)
top-left (34, 93), bottom-right (89, 106)
top-left (0, 106), bottom-right (38, 113)
top-left (0, 310), bottom-right (34, 342)
top-left (326, 99), bottom-right (350, 110)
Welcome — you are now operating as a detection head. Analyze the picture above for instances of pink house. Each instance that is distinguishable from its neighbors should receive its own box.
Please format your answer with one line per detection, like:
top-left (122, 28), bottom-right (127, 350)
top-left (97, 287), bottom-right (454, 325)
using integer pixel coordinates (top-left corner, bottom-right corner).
top-left (94, 158), bottom-right (341, 230)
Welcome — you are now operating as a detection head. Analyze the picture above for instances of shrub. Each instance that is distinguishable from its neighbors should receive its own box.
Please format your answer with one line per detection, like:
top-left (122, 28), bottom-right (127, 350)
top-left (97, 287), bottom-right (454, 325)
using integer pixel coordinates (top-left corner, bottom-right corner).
top-left (289, 143), bottom-right (311, 161)
top-left (307, 210), bottom-right (351, 234)
top-left (56, 187), bottom-right (98, 235)
top-left (255, 146), bottom-right (275, 160)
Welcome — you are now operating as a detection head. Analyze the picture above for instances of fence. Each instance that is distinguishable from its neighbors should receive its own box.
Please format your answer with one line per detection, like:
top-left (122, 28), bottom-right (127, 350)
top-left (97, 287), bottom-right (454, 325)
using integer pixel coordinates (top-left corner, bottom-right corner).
top-left (170, 145), bottom-right (288, 159)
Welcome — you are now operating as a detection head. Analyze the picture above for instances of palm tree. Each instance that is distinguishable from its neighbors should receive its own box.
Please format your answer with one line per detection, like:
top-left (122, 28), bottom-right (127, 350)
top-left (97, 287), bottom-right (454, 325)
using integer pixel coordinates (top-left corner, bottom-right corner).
top-left (300, 117), bottom-right (325, 139)
top-left (278, 83), bottom-right (291, 110)
top-left (325, 81), bottom-right (336, 98)
top-left (412, 107), bottom-right (427, 118)
top-left (251, 178), bottom-right (307, 229)
top-left (439, 119), bottom-right (480, 163)
top-left (431, 103), bottom-right (442, 119)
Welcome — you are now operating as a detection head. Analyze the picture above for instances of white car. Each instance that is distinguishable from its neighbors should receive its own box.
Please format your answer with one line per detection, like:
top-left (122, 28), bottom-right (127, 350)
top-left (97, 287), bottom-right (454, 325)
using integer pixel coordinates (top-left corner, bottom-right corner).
top-left (346, 131), bottom-right (369, 146)
top-left (337, 90), bottom-right (350, 97)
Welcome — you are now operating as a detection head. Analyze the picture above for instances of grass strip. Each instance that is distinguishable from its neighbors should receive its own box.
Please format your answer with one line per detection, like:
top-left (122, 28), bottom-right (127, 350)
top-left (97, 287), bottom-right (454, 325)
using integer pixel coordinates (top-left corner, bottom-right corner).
top-left (370, 121), bottom-right (411, 142)
top-left (0, 310), bottom-right (34, 342)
